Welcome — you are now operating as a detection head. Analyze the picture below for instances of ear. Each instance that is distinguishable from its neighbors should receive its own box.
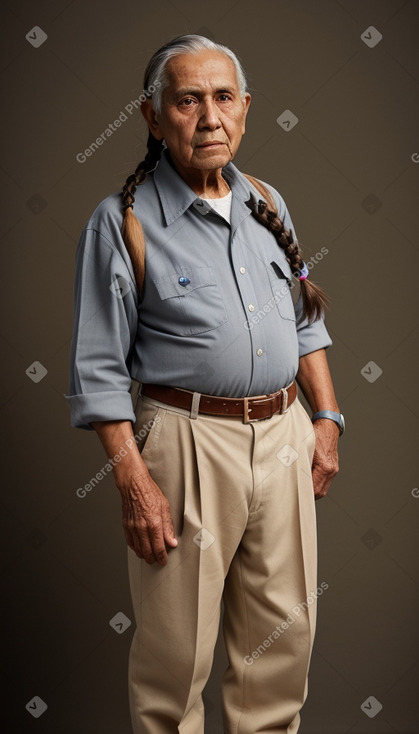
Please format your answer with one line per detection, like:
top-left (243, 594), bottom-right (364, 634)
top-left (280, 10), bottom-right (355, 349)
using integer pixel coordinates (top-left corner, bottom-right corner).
top-left (241, 93), bottom-right (252, 134)
top-left (141, 99), bottom-right (164, 140)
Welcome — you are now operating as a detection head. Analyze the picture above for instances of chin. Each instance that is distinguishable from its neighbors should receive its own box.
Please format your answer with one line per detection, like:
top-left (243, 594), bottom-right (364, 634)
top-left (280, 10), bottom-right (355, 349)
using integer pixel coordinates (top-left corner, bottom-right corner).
top-left (193, 152), bottom-right (232, 169)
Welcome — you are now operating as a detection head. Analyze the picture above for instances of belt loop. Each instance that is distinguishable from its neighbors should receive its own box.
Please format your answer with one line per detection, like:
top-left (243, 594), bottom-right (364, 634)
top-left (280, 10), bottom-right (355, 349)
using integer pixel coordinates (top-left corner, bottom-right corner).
top-left (280, 387), bottom-right (289, 414)
top-left (243, 397), bottom-right (251, 423)
top-left (190, 391), bottom-right (201, 420)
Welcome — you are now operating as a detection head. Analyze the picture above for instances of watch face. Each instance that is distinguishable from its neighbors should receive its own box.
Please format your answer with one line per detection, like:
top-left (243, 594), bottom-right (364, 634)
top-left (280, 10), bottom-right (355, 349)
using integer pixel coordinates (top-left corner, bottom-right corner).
top-left (340, 413), bottom-right (345, 433)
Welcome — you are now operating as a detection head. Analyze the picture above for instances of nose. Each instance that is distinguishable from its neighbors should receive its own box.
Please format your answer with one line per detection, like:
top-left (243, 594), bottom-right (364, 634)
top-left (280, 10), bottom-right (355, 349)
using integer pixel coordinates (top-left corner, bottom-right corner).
top-left (197, 98), bottom-right (222, 130)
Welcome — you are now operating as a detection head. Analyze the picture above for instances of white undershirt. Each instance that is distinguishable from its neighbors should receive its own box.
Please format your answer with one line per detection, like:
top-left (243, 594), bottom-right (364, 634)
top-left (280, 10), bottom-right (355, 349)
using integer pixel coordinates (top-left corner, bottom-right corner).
top-left (201, 190), bottom-right (232, 223)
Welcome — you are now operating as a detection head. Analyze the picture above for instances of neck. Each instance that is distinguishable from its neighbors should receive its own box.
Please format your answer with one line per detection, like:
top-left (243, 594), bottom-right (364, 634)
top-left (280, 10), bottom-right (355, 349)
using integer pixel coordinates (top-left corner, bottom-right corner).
top-left (167, 151), bottom-right (230, 199)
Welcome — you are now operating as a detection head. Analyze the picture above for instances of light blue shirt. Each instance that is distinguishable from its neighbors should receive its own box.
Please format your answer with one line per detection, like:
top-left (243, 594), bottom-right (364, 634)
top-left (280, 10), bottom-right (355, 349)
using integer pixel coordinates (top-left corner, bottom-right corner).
top-left (66, 148), bottom-right (332, 430)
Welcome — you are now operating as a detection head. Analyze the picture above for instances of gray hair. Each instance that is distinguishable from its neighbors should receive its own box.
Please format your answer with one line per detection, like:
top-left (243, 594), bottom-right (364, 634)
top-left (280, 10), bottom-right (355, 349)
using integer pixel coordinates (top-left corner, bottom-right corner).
top-left (143, 34), bottom-right (248, 114)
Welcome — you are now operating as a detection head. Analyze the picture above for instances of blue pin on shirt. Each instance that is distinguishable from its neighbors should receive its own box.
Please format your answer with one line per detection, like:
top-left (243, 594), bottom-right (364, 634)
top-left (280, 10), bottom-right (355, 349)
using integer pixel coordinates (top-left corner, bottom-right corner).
top-left (178, 276), bottom-right (190, 286)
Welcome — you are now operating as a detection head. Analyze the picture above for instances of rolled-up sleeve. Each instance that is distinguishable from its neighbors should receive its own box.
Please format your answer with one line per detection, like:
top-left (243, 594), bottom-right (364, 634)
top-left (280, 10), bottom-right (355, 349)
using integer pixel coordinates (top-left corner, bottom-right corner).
top-left (294, 294), bottom-right (333, 357)
top-left (65, 226), bottom-right (138, 430)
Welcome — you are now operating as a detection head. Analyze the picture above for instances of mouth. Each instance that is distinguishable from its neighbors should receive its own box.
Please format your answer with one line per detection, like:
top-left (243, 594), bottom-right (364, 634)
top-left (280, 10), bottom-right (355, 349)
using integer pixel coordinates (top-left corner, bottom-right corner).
top-left (196, 142), bottom-right (226, 149)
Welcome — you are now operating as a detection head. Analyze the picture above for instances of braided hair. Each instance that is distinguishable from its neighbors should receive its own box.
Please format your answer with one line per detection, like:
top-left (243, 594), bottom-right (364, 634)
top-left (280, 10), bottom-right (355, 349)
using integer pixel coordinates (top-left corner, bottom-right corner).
top-left (121, 132), bottom-right (164, 294)
top-left (244, 175), bottom-right (330, 324)
top-left (120, 34), bottom-right (330, 323)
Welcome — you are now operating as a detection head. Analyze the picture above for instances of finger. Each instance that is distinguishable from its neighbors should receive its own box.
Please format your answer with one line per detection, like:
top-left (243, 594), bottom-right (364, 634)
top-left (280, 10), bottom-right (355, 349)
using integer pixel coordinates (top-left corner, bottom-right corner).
top-left (122, 504), bottom-right (144, 554)
top-left (148, 519), bottom-right (171, 566)
top-left (123, 523), bottom-right (144, 558)
top-left (314, 474), bottom-right (333, 499)
top-left (137, 521), bottom-right (158, 564)
top-left (312, 468), bottom-right (328, 499)
top-left (123, 530), bottom-right (143, 558)
top-left (162, 504), bottom-right (178, 548)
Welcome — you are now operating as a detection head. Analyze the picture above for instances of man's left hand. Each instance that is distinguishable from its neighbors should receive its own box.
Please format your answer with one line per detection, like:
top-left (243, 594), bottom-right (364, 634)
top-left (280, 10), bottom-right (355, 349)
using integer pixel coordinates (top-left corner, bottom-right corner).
top-left (311, 419), bottom-right (340, 499)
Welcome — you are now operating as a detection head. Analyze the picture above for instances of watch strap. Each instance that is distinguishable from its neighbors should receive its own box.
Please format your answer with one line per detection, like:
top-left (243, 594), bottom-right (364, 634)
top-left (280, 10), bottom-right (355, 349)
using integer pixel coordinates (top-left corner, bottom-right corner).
top-left (311, 410), bottom-right (344, 436)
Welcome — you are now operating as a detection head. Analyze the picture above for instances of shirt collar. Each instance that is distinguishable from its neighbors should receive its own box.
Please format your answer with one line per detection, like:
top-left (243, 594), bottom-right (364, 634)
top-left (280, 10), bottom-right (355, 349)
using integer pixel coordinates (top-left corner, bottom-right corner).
top-left (153, 147), bottom-right (256, 227)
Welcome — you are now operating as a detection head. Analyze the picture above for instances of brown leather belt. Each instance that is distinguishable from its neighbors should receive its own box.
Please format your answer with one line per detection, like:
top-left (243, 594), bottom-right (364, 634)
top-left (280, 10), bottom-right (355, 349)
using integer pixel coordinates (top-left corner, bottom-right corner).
top-left (141, 382), bottom-right (297, 423)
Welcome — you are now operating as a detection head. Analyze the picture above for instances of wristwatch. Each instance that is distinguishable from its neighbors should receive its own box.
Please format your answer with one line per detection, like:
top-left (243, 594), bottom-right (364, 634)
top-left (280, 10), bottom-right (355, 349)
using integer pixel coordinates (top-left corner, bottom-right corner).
top-left (311, 410), bottom-right (345, 436)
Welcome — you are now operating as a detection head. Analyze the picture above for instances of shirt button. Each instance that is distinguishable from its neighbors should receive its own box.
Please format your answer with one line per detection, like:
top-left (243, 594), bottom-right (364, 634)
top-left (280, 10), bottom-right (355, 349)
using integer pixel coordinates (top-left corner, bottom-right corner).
top-left (178, 276), bottom-right (190, 286)
top-left (239, 266), bottom-right (246, 274)
top-left (248, 304), bottom-right (255, 312)
top-left (256, 348), bottom-right (263, 357)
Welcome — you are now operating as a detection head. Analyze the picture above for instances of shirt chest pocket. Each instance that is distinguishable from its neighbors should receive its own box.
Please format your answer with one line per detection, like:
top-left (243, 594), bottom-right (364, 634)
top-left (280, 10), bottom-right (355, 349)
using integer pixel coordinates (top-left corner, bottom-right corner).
top-left (149, 266), bottom-right (228, 336)
top-left (267, 258), bottom-right (297, 322)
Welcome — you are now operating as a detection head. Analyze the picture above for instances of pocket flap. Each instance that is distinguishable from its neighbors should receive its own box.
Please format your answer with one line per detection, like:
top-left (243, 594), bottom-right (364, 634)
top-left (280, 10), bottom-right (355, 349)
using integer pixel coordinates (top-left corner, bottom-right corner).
top-left (153, 266), bottom-right (217, 300)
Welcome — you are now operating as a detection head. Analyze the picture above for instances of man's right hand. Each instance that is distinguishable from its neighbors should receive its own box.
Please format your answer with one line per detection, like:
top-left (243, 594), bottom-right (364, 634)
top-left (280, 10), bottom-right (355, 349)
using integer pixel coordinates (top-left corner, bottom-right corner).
top-left (91, 419), bottom-right (178, 566)
top-left (115, 466), bottom-right (178, 565)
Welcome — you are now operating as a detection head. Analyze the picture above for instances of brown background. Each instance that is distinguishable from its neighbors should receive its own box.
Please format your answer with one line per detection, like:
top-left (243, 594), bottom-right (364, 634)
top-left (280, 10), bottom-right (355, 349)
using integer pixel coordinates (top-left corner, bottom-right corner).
top-left (1, 0), bottom-right (418, 732)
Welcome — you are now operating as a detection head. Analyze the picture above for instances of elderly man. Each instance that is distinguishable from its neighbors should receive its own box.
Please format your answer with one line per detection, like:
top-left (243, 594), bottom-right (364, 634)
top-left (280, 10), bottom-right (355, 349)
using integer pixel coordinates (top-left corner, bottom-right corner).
top-left (66, 34), bottom-right (343, 734)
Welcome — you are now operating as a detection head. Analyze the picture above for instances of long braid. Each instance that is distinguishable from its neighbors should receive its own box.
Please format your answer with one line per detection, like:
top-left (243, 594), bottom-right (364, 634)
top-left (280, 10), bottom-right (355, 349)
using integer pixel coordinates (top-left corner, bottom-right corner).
top-left (120, 132), bottom-right (164, 295)
top-left (245, 175), bottom-right (330, 324)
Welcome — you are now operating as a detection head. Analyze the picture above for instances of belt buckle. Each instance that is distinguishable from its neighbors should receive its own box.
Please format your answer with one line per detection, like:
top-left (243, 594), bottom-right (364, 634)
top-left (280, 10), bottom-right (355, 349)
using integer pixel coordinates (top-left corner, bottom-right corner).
top-left (243, 395), bottom-right (272, 423)
top-left (243, 388), bottom-right (289, 423)
top-left (243, 397), bottom-right (268, 423)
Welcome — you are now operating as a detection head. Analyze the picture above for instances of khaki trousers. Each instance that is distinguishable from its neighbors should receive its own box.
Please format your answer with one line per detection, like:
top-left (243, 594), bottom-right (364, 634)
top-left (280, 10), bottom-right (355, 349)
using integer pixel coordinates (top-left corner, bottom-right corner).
top-left (127, 385), bottom-right (318, 734)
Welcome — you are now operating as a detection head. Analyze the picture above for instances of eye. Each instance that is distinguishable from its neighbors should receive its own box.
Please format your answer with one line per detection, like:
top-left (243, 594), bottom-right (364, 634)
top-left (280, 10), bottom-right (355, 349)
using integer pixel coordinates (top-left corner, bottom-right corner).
top-left (218, 94), bottom-right (232, 102)
top-left (179, 97), bottom-right (196, 107)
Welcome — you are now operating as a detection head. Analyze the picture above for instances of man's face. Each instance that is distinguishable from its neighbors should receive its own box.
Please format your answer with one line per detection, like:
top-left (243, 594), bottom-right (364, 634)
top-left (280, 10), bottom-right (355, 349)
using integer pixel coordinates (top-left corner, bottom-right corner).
top-left (143, 49), bottom-right (251, 174)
